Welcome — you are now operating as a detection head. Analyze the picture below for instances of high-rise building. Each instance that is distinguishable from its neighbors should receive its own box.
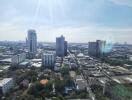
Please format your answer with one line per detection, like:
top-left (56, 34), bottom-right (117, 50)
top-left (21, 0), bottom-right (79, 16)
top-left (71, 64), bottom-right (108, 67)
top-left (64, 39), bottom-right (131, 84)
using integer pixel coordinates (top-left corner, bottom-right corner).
top-left (26, 37), bottom-right (28, 47)
top-left (96, 40), bottom-right (106, 57)
top-left (88, 40), bottom-right (106, 57)
top-left (42, 52), bottom-right (55, 69)
top-left (64, 41), bottom-right (68, 56)
top-left (27, 29), bottom-right (37, 58)
top-left (88, 42), bottom-right (97, 57)
top-left (56, 35), bottom-right (67, 57)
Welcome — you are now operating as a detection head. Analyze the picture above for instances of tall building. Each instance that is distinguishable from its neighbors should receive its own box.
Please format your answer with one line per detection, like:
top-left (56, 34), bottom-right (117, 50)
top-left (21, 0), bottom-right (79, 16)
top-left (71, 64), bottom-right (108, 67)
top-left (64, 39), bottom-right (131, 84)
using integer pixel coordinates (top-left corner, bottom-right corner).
top-left (42, 52), bottom-right (55, 69)
top-left (26, 37), bottom-right (28, 47)
top-left (64, 41), bottom-right (68, 56)
top-left (96, 40), bottom-right (106, 57)
top-left (56, 35), bottom-right (67, 57)
top-left (27, 29), bottom-right (37, 58)
top-left (88, 42), bottom-right (97, 57)
top-left (88, 40), bottom-right (106, 57)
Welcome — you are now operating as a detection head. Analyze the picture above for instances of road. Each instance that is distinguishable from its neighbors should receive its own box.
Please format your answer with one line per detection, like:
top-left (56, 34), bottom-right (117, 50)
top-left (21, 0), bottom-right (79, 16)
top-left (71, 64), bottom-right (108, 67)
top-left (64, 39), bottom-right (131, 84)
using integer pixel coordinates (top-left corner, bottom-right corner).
top-left (68, 50), bottom-right (96, 100)
top-left (68, 49), bottom-right (124, 100)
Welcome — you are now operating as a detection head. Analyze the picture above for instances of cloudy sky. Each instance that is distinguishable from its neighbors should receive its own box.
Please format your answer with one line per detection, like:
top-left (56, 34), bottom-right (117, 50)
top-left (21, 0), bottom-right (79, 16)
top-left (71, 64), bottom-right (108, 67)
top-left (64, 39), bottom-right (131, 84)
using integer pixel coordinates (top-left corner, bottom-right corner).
top-left (0, 0), bottom-right (132, 43)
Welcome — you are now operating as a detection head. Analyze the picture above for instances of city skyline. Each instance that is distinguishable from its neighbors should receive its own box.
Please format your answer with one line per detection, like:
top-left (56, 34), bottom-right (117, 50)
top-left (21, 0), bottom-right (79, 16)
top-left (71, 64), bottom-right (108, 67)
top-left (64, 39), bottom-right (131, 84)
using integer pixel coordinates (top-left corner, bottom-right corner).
top-left (0, 0), bottom-right (132, 43)
top-left (1, 1), bottom-right (132, 100)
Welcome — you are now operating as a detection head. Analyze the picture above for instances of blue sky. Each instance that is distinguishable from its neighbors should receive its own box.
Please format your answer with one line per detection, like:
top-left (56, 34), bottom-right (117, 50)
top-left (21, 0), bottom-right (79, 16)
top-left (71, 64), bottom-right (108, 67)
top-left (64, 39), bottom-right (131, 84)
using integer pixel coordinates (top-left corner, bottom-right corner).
top-left (0, 0), bottom-right (132, 43)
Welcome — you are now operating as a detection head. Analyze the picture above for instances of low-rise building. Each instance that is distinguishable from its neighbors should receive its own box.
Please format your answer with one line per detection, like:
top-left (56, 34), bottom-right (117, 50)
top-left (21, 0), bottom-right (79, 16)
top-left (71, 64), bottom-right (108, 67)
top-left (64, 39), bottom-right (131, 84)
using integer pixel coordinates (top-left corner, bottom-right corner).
top-left (0, 78), bottom-right (14, 94)
top-left (11, 53), bottom-right (26, 66)
top-left (75, 75), bottom-right (87, 91)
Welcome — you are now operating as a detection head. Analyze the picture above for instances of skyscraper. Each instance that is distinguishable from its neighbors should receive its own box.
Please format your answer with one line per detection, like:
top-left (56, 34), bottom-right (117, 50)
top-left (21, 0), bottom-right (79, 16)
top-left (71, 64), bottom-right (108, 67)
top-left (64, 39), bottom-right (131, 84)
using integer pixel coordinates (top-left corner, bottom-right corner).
top-left (64, 41), bottom-right (68, 56)
top-left (88, 40), bottom-right (106, 57)
top-left (27, 29), bottom-right (37, 58)
top-left (56, 35), bottom-right (67, 57)
top-left (88, 42), bottom-right (97, 57)
top-left (96, 40), bottom-right (106, 57)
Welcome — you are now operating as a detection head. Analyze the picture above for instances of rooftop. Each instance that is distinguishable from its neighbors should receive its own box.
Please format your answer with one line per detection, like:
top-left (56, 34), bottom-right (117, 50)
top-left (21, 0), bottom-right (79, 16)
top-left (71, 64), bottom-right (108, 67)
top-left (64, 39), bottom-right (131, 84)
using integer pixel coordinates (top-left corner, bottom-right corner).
top-left (0, 78), bottom-right (13, 87)
top-left (40, 79), bottom-right (48, 85)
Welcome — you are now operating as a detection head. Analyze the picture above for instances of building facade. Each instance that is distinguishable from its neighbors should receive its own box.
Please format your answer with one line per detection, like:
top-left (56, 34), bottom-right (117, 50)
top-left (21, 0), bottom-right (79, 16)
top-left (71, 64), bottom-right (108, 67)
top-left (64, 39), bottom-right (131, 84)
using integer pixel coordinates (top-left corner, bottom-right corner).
top-left (64, 41), bottom-right (68, 56)
top-left (56, 35), bottom-right (67, 57)
top-left (11, 53), bottom-right (26, 66)
top-left (42, 52), bottom-right (55, 69)
top-left (88, 42), bottom-right (97, 57)
top-left (0, 78), bottom-right (14, 94)
top-left (88, 40), bottom-right (106, 57)
top-left (27, 29), bottom-right (37, 58)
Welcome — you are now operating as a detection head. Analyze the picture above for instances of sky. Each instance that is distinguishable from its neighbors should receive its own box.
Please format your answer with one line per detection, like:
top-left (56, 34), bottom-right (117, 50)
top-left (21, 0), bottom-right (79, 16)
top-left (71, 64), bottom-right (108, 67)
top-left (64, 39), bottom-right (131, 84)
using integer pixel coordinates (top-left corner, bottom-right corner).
top-left (0, 0), bottom-right (132, 43)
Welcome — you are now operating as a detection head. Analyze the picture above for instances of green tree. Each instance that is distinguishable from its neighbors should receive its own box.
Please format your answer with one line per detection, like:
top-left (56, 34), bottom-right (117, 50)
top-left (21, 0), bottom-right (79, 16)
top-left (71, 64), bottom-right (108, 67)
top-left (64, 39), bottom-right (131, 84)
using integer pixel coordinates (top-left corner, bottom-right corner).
top-left (60, 66), bottom-right (69, 77)
top-left (54, 78), bottom-right (65, 93)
